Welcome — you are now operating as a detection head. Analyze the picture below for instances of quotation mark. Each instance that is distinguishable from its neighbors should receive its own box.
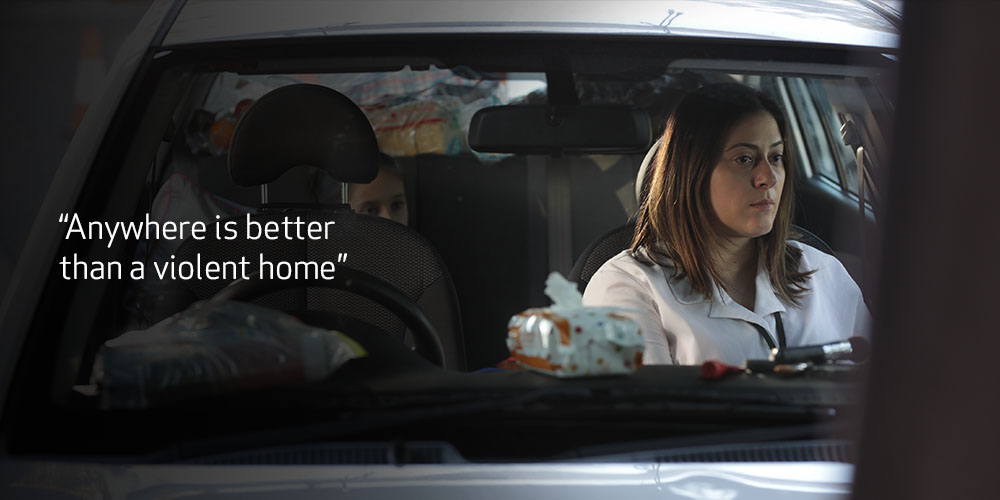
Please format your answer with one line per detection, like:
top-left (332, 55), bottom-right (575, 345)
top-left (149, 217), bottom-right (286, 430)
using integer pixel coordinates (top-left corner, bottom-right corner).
top-left (338, 253), bottom-right (348, 263)
top-left (58, 213), bottom-right (69, 223)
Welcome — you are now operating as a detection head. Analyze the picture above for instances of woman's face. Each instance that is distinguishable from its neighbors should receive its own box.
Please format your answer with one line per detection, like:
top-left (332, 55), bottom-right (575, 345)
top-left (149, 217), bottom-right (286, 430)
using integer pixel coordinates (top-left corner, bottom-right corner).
top-left (708, 111), bottom-right (785, 241)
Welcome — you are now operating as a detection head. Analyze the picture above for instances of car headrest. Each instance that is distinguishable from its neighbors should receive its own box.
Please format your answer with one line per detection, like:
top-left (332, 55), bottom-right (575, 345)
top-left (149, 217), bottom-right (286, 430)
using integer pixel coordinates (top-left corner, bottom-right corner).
top-left (635, 137), bottom-right (662, 204)
top-left (228, 84), bottom-right (379, 187)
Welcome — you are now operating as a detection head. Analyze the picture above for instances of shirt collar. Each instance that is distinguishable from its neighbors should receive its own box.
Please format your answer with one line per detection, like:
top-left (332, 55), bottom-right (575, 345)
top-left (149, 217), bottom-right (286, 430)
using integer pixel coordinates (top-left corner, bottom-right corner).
top-left (652, 246), bottom-right (787, 318)
top-left (752, 260), bottom-right (787, 317)
top-left (707, 258), bottom-right (787, 322)
top-left (662, 266), bottom-right (706, 305)
top-left (634, 246), bottom-right (706, 306)
top-left (662, 255), bottom-right (787, 322)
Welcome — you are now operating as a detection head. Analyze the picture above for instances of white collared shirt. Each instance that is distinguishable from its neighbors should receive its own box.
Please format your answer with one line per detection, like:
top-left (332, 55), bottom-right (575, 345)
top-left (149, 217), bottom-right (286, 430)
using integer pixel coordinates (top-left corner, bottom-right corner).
top-left (581, 241), bottom-right (871, 365)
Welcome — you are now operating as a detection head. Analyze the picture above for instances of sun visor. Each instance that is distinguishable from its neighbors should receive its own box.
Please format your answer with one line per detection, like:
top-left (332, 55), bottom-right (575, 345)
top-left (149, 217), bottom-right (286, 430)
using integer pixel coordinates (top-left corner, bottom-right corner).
top-left (468, 104), bottom-right (651, 155)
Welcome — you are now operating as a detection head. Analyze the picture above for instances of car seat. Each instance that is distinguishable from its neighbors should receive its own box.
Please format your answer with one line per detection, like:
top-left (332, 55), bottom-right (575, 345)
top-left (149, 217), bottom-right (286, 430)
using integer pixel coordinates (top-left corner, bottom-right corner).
top-left (569, 138), bottom-right (836, 293)
top-left (174, 84), bottom-right (466, 369)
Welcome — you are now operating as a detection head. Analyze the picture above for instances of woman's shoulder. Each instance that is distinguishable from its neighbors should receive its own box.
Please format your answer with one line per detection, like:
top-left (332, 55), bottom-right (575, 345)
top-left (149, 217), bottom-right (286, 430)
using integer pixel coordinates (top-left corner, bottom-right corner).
top-left (592, 249), bottom-right (647, 277)
top-left (786, 239), bottom-right (870, 338)
top-left (585, 248), bottom-right (667, 290)
top-left (583, 249), bottom-right (666, 305)
top-left (787, 240), bottom-right (860, 291)
top-left (788, 240), bottom-right (844, 272)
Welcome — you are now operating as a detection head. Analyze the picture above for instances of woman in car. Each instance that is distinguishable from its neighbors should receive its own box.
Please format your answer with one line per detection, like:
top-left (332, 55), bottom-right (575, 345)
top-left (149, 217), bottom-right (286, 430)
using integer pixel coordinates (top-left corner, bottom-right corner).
top-left (583, 83), bottom-right (870, 365)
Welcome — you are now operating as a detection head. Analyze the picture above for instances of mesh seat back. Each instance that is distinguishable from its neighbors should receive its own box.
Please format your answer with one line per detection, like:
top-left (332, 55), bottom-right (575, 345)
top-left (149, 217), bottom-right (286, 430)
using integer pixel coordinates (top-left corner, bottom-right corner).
top-left (568, 224), bottom-right (636, 293)
top-left (175, 208), bottom-right (465, 369)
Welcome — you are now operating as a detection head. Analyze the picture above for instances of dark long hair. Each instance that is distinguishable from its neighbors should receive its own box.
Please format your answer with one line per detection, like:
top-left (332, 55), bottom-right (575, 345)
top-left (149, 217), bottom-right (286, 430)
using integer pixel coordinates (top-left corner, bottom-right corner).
top-left (632, 83), bottom-right (813, 305)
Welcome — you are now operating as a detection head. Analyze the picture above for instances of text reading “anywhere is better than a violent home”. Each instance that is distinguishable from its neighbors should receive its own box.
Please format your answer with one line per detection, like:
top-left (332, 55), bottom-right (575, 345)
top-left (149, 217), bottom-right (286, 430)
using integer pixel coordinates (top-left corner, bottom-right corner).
top-left (55, 213), bottom-right (347, 281)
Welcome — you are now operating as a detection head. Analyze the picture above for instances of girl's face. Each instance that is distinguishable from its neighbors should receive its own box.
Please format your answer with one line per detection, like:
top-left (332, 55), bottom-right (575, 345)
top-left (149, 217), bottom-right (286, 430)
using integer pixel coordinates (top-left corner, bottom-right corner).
top-left (349, 167), bottom-right (409, 226)
top-left (708, 111), bottom-right (785, 242)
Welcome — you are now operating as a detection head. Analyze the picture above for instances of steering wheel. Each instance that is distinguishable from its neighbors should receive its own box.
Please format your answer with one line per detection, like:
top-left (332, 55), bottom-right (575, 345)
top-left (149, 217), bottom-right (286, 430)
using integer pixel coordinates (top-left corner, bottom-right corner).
top-left (208, 267), bottom-right (446, 367)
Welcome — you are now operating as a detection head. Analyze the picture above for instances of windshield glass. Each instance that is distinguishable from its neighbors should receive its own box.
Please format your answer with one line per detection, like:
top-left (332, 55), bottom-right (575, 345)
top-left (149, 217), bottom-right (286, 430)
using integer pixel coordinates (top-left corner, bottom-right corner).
top-left (15, 37), bottom-right (895, 462)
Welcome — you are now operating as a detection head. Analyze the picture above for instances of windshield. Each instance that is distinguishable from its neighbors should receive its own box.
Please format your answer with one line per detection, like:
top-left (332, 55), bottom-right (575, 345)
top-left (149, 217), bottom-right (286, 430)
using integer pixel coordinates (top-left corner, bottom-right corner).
top-left (7, 33), bottom-right (894, 464)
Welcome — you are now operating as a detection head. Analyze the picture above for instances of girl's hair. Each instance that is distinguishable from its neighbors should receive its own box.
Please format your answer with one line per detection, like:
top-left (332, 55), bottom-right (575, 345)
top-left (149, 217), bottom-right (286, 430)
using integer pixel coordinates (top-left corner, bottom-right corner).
top-left (631, 82), bottom-right (813, 305)
top-left (347, 152), bottom-right (402, 197)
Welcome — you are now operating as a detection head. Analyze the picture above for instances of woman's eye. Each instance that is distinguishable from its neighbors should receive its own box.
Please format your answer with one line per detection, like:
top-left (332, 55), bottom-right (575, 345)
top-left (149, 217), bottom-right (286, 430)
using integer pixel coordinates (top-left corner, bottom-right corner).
top-left (362, 206), bottom-right (379, 215)
top-left (771, 153), bottom-right (784, 164)
top-left (735, 155), bottom-right (754, 166)
top-left (391, 200), bottom-right (406, 211)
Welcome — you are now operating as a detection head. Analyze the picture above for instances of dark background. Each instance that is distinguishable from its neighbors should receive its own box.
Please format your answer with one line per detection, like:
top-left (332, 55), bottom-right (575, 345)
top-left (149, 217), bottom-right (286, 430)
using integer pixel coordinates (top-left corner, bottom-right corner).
top-left (0, 0), bottom-right (152, 297)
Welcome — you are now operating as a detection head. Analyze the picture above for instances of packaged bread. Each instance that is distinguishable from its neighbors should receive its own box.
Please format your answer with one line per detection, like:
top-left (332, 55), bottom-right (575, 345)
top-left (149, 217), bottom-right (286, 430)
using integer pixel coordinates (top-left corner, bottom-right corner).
top-left (366, 99), bottom-right (463, 156)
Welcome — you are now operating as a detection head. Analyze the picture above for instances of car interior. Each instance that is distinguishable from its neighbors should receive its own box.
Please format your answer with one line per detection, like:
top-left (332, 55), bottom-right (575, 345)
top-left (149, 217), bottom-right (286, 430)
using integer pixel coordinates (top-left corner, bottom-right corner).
top-left (1, 36), bottom-right (894, 461)
top-left (117, 65), bottom-right (889, 373)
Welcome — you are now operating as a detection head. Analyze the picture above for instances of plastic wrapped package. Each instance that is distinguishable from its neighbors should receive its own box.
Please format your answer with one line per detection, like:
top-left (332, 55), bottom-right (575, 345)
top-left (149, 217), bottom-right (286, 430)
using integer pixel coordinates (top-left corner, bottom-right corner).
top-left (506, 273), bottom-right (644, 377)
top-left (93, 301), bottom-right (366, 409)
top-left (365, 98), bottom-right (465, 156)
top-left (342, 67), bottom-right (497, 105)
top-left (194, 69), bottom-right (514, 160)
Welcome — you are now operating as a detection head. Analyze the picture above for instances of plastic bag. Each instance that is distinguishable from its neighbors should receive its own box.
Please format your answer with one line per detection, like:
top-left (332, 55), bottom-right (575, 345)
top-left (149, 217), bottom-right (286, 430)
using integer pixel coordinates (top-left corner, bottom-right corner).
top-left (506, 273), bottom-right (644, 377)
top-left (93, 300), bottom-right (366, 409)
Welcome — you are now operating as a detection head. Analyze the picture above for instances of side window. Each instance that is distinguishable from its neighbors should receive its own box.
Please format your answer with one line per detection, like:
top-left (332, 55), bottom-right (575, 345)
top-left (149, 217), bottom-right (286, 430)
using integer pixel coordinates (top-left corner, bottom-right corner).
top-left (783, 78), bottom-right (841, 185)
top-left (806, 80), bottom-right (861, 196)
top-left (784, 71), bottom-right (895, 216)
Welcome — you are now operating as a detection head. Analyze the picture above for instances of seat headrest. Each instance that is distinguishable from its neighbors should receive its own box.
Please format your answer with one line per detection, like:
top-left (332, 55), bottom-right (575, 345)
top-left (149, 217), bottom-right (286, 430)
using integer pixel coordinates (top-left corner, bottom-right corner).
top-left (635, 137), bottom-right (662, 204)
top-left (228, 84), bottom-right (379, 187)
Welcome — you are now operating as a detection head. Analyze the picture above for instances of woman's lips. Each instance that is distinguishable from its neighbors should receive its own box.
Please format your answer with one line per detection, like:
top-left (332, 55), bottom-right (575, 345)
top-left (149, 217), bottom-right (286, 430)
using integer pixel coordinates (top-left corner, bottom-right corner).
top-left (750, 199), bottom-right (775, 209)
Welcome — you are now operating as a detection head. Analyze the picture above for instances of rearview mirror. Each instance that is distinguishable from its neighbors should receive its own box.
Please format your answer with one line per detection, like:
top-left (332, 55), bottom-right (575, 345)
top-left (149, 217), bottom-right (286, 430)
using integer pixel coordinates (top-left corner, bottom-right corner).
top-left (468, 104), bottom-right (651, 155)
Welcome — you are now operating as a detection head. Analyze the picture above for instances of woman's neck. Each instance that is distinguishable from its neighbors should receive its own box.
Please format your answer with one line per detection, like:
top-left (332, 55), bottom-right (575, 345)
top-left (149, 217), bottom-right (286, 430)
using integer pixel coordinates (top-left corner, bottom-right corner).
top-left (714, 236), bottom-right (758, 309)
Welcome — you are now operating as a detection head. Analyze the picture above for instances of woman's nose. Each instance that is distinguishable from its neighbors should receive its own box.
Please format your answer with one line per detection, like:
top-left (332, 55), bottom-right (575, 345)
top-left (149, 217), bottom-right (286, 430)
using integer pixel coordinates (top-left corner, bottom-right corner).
top-left (753, 161), bottom-right (777, 188)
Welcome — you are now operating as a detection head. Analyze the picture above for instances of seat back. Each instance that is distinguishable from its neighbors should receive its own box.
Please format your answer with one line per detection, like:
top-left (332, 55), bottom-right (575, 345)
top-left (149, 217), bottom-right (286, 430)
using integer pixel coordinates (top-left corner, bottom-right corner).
top-left (176, 84), bottom-right (466, 369)
top-left (569, 224), bottom-right (636, 293)
top-left (176, 209), bottom-right (465, 368)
